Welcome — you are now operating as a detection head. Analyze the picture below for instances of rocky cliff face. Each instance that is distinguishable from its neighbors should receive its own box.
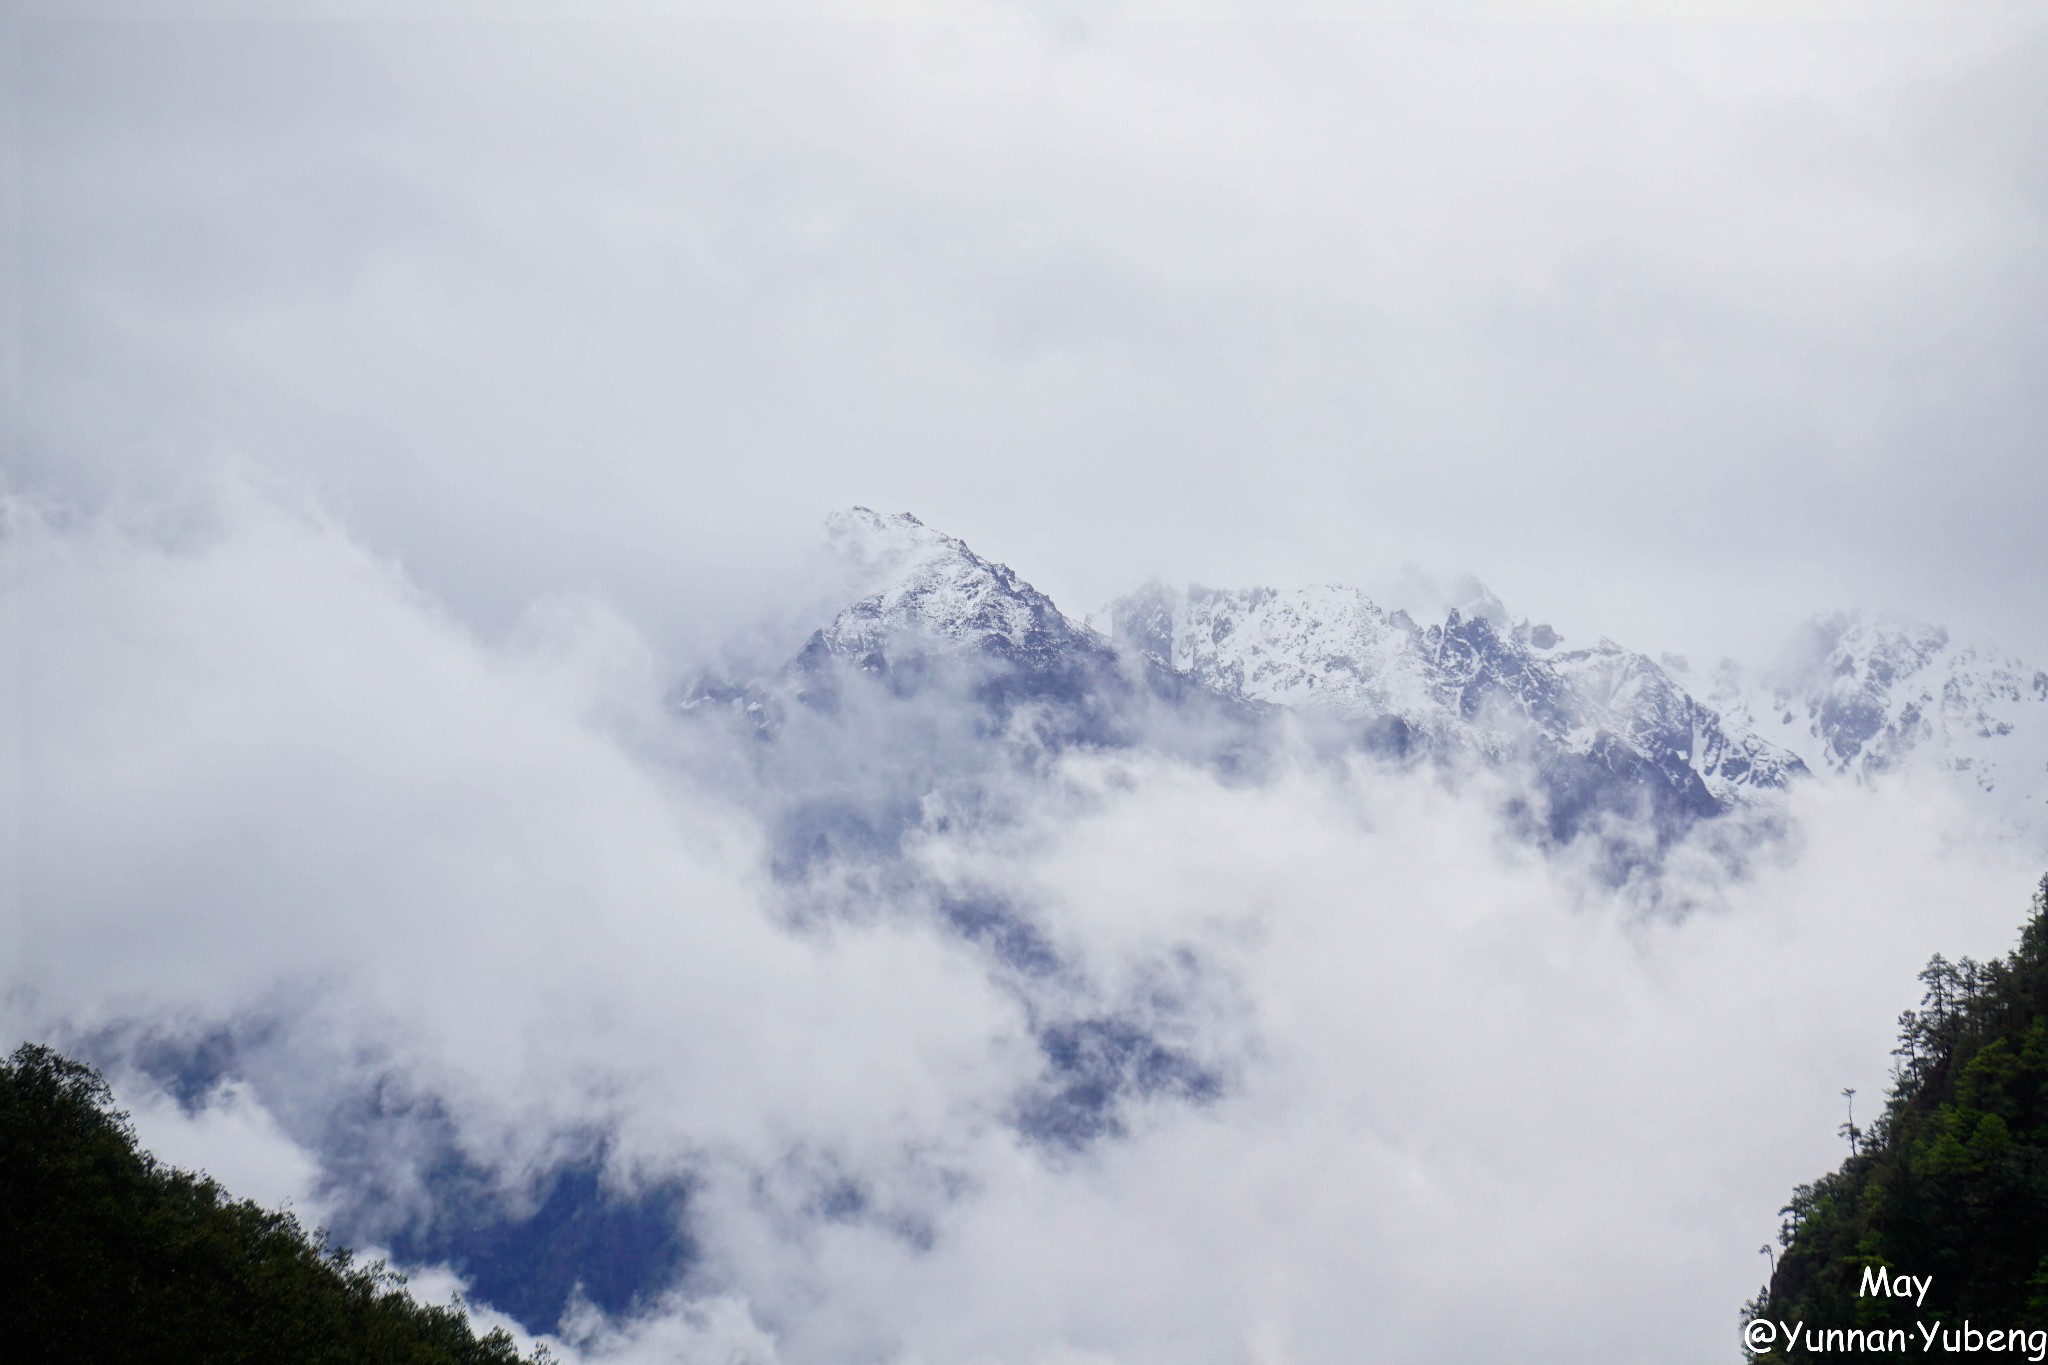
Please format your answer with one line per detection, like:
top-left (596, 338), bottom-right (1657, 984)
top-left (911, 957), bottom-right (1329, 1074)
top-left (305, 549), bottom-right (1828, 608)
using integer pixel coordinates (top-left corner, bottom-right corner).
top-left (1099, 579), bottom-right (1804, 816)
top-left (1705, 609), bottom-right (2048, 839)
top-left (814, 507), bottom-right (1104, 679)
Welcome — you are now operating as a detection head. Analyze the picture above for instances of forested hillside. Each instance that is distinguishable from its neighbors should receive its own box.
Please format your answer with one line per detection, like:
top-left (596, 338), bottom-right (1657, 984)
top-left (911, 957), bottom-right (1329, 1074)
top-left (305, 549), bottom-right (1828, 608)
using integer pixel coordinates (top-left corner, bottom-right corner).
top-left (1750, 875), bottom-right (2048, 1359)
top-left (0, 1043), bottom-right (547, 1363)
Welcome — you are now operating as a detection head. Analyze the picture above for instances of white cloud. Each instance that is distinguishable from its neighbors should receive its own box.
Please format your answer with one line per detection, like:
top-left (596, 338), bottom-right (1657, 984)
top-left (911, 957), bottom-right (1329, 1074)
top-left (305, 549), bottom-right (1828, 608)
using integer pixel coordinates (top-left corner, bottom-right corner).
top-left (8, 486), bottom-right (2043, 1363)
top-left (813, 750), bottom-right (2039, 1364)
top-left (123, 1078), bottom-right (325, 1213)
top-left (6, 487), bottom-right (1032, 1192)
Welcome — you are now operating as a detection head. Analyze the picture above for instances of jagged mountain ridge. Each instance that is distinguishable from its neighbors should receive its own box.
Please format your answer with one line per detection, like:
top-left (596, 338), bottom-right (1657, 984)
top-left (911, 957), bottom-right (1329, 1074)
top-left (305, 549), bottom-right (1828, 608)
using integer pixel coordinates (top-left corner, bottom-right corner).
top-left (1704, 609), bottom-right (2048, 836)
top-left (687, 509), bottom-right (1805, 854)
top-left (689, 508), bottom-right (1259, 757)
top-left (814, 506), bottom-right (1098, 674)
top-left (1099, 580), bottom-right (1803, 809)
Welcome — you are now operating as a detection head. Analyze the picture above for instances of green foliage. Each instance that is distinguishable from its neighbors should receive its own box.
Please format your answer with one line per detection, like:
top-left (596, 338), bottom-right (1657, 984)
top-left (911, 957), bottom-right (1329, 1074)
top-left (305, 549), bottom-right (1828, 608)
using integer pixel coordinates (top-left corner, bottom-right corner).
top-left (1747, 874), bottom-right (2048, 1360)
top-left (0, 1043), bottom-right (549, 1363)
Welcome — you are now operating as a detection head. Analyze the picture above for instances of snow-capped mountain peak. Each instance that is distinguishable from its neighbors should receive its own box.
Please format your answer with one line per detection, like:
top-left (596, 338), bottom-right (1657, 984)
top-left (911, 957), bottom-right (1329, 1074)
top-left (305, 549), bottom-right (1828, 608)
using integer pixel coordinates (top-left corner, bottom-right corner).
top-left (819, 508), bottom-right (1085, 665)
top-left (1710, 609), bottom-right (2048, 832)
top-left (1099, 579), bottom-right (1805, 806)
top-left (823, 506), bottom-right (957, 583)
top-left (685, 511), bottom-right (1944, 876)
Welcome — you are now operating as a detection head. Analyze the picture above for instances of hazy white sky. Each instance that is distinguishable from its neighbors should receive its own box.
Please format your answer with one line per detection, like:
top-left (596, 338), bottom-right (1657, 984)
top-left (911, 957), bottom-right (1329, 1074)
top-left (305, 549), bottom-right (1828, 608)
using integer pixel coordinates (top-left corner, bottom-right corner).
top-left (8, 1), bottom-right (2046, 670)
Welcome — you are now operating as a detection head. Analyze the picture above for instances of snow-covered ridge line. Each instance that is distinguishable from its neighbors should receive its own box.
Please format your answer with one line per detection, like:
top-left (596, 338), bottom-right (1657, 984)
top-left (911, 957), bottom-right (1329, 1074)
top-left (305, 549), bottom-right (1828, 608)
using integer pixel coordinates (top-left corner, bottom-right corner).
top-left (797, 510), bottom-right (1804, 812)
top-left (1704, 609), bottom-right (2048, 832)
top-left (691, 510), bottom-right (2047, 847)
top-left (1097, 579), bottom-right (1803, 806)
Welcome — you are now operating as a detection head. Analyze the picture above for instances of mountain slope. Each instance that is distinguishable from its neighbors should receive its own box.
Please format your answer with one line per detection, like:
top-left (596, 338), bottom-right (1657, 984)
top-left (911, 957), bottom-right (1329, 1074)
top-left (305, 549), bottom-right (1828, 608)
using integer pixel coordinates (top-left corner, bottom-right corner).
top-left (1100, 579), bottom-right (1805, 821)
top-left (815, 507), bottom-right (1098, 676)
top-left (1749, 875), bottom-right (2048, 1360)
top-left (0, 1043), bottom-right (543, 1365)
top-left (1709, 610), bottom-right (2048, 840)
top-left (684, 509), bottom-right (1265, 761)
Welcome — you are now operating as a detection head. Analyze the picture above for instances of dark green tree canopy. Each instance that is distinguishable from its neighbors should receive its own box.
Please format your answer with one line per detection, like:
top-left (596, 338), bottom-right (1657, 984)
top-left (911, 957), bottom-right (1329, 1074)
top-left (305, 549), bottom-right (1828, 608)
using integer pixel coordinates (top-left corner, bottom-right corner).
top-left (1749, 874), bottom-right (2048, 1360)
top-left (0, 1042), bottom-right (549, 1364)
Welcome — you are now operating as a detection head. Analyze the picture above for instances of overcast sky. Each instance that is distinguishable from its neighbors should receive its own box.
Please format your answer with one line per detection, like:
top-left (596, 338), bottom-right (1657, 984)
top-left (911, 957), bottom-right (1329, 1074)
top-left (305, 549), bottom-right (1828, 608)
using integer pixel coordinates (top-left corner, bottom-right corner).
top-left (10, 3), bottom-right (2047, 663)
